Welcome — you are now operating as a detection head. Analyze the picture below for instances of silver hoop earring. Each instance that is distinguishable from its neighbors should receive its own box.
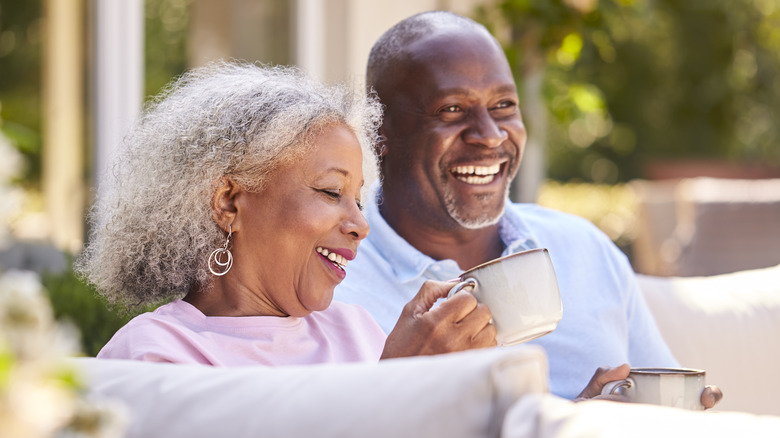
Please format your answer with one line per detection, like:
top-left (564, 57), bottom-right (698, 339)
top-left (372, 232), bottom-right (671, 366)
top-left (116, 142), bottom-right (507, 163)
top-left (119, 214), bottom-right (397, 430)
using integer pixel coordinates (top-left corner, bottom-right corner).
top-left (208, 225), bottom-right (233, 276)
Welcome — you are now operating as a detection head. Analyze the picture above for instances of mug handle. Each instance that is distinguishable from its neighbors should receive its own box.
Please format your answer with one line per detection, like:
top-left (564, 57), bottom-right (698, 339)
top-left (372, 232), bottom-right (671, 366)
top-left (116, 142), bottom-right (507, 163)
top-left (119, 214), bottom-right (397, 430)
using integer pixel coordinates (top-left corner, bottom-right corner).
top-left (601, 378), bottom-right (634, 396)
top-left (447, 278), bottom-right (477, 298)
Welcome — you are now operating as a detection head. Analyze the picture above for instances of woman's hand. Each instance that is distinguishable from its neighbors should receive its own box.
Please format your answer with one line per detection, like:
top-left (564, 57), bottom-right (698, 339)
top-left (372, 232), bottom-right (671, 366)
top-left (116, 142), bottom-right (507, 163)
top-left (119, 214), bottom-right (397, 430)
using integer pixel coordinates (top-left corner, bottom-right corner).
top-left (380, 280), bottom-right (497, 359)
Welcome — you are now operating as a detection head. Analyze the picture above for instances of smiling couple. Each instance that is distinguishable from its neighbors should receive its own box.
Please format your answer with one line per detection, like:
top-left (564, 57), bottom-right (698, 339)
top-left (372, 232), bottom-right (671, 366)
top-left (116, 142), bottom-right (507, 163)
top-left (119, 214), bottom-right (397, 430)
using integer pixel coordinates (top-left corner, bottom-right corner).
top-left (80, 11), bottom-right (699, 403)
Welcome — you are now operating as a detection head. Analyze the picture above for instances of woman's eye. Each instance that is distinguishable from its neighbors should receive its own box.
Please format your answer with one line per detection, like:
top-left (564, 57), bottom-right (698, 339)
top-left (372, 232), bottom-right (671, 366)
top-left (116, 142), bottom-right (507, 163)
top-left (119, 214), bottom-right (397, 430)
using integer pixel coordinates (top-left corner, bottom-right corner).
top-left (319, 189), bottom-right (341, 200)
top-left (355, 199), bottom-right (364, 211)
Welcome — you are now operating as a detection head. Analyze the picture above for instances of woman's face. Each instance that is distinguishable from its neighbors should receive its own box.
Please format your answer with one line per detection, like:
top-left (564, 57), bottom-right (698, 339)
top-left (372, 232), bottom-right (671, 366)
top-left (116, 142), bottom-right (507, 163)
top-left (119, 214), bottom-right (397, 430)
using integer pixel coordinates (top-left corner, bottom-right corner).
top-left (230, 124), bottom-right (369, 317)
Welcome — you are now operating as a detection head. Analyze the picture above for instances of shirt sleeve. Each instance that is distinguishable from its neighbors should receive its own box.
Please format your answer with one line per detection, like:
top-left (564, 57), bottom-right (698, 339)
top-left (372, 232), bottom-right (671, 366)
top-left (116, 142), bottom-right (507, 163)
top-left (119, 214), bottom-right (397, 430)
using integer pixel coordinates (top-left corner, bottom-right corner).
top-left (618, 250), bottom-right (680, 368)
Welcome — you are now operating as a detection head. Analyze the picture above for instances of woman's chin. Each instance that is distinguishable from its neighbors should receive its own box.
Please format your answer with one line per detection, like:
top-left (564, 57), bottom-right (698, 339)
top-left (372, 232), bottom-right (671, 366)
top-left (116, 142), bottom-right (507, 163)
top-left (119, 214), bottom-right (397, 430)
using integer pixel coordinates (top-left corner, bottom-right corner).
top-left (296, 291), bottom-right (334, 315)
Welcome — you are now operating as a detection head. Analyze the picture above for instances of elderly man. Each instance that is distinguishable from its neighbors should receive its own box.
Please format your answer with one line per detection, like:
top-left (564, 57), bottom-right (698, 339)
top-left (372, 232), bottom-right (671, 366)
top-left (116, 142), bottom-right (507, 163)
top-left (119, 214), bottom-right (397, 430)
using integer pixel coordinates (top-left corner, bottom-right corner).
top-left (335, 10), bottom-right (686, 400)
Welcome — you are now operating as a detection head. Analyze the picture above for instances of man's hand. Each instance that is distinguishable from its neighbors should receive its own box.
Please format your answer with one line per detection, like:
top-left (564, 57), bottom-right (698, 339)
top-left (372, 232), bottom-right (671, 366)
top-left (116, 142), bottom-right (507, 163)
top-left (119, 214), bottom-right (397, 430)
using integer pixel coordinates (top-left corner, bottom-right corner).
top-left (575, 365), bottom-right (724, 409)
top-left (380, 280), bottom-right (497, 359)
top-left (574, 364), bottom-right (631, 402)
top-left (701, 385), bottom-right (723, 409)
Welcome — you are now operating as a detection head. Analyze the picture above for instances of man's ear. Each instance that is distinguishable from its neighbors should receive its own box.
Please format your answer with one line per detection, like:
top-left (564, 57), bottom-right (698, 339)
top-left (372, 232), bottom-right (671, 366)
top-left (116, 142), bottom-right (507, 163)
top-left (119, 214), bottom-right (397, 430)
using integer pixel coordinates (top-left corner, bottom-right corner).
top-left (211, 178), bottom-right (240, 232)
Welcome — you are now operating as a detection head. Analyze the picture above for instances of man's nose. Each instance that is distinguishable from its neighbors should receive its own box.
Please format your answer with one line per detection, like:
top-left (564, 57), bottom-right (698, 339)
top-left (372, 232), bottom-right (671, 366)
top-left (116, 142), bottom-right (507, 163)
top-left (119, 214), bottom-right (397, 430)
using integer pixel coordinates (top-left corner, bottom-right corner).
top-left (463, 108), bottom-right (507, 148)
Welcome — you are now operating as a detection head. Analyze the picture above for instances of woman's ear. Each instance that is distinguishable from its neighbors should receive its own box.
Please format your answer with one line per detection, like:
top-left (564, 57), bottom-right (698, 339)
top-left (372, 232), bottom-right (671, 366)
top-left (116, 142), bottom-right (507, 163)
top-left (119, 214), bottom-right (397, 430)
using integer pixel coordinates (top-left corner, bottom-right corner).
top-left (211, 178), bottom-right (240, 232)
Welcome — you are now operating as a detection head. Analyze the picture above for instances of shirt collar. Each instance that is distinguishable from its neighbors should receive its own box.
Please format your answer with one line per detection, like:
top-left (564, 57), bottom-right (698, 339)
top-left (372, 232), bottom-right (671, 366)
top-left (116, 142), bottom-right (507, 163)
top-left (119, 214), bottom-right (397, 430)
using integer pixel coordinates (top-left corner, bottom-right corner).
top-left (363, 185), bottom-right (436, 283)
top-left (363, 184), bottom-right (540, 282)
top-left (497, 202), bottom-right (541, 255)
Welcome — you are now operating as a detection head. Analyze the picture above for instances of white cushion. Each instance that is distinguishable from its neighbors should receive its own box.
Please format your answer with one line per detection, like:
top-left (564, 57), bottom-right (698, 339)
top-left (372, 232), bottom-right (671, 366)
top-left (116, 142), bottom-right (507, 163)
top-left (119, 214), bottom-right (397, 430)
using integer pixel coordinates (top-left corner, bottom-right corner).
top-left (637, 264), bottom-right (780, 415)
top-left (76, 346), bottom-right (549, 438)
top-left (502, 394), bottom-right (780, 438)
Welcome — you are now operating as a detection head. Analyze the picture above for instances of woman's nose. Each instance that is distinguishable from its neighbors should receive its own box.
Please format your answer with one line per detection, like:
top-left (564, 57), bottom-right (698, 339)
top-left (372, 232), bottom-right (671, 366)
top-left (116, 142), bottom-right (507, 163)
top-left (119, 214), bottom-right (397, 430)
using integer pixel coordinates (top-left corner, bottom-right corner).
top-left (343, 204), bottom-right (370, 240)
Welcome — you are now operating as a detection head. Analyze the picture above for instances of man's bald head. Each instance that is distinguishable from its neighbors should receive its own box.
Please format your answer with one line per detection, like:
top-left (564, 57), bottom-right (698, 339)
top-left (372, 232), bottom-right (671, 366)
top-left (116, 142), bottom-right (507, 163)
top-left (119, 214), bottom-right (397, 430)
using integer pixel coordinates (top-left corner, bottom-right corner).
top-left (366, 11), bottom-right (499, 95)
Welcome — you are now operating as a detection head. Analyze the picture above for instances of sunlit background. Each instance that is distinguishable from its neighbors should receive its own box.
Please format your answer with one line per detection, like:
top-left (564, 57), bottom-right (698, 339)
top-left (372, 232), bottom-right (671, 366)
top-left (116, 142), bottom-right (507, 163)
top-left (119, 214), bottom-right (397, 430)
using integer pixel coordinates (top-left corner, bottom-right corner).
top-left (1, 0), bottom-right (779, 354)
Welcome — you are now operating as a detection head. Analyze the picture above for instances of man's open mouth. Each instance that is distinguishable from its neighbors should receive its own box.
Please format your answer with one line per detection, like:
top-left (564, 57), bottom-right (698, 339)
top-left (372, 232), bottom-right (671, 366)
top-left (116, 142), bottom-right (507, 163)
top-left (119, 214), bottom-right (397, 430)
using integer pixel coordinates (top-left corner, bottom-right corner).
top-left (449, 163), bottom-right (502, 185)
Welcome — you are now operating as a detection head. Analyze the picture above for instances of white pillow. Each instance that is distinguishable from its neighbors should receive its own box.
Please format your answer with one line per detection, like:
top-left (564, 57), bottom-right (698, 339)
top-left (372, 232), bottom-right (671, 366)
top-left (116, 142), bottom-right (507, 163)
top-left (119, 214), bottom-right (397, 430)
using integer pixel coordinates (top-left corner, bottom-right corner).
top-left (77, 346), bottom-right (549, 438)
top-left (502, 394), bottom-right (780, 438)
top-left (637, 264), bottom-right (780, 415)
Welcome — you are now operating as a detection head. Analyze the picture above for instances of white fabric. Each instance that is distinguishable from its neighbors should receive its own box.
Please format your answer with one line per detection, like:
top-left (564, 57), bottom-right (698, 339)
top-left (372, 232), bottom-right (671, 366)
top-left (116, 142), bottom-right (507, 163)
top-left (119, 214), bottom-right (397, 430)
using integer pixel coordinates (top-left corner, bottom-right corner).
top-left (78, 346), bottom-right (549, 438)
top-left (502, 394), bottom-right (780, 438)
top-left (637, 264), bottom-right (780, 415)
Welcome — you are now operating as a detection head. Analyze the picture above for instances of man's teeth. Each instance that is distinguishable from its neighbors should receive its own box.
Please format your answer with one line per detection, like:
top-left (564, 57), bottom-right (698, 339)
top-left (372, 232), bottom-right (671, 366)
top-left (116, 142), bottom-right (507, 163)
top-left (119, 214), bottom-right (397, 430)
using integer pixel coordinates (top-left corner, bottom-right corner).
top-left (316, 247), bottom-right (347, 270)
top-left (451, 164), bottom-right (501, 185)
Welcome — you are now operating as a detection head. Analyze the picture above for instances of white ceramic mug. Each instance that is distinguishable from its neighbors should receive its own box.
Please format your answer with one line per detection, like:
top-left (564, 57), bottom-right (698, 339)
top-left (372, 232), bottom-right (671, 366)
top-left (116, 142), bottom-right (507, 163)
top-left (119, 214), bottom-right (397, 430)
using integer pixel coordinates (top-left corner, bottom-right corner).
top-left (601, 368), bottom-right (707, 410)
top-left (448, 248), bottom-right (563, 346)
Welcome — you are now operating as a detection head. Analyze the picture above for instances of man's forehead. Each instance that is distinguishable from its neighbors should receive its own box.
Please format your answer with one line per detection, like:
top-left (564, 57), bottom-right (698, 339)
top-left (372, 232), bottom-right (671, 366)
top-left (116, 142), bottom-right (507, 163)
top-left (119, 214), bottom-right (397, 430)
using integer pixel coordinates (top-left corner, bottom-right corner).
top-left (404, 26), bottom-right (499, 61)
top-left (397, 34), bottom-right (514, 92)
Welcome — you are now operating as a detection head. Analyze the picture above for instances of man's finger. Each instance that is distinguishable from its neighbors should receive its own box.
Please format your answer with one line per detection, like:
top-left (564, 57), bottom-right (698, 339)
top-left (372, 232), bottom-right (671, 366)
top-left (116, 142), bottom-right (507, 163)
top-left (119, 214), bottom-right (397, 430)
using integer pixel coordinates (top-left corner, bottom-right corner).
top-left (701, 385), bottom-right (723, 409)
top-left (576, 364), bottom-right (631, 400)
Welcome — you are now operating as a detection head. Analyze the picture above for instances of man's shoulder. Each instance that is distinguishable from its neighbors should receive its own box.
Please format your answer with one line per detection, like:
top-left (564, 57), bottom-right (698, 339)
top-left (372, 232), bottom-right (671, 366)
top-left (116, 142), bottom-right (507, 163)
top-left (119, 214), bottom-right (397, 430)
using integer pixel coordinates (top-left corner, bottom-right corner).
top-left (503, 202), bottom-right (617, 254)
top-left (506, 202), bottom-right (600, 230)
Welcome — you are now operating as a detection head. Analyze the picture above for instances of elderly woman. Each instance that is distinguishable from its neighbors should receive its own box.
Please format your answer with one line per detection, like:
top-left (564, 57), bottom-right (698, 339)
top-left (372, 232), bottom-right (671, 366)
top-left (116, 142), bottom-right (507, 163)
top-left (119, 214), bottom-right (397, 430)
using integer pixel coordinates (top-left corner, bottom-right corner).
top-left (76, 62), bottom-right (496, 366)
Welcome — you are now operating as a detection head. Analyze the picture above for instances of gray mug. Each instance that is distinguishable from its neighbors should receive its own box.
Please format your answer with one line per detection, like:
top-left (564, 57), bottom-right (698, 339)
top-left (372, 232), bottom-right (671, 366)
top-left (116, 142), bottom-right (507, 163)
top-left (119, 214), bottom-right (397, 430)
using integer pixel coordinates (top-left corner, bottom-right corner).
top-left (448, 248), bottom-right (563, 346)
top-left (601, 368), bottom-right (707, 410)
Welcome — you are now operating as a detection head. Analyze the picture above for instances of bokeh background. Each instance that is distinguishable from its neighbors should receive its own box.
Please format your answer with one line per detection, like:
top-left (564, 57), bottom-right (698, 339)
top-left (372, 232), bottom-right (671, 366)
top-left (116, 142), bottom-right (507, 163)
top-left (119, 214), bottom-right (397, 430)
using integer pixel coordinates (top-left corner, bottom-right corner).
top-left (2, 0), bottom-right (779, 355)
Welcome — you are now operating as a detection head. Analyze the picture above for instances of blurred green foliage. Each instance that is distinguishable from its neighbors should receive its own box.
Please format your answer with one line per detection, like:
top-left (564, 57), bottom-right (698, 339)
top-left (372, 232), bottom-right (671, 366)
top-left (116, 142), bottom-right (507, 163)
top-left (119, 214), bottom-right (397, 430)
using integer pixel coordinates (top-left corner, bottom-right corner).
top-left (536, 179), bottom-right (638, 251)
top-left (40, 260), bottom-right (144, 357)
top-left (145, 0), bottom-right (191, 97)
top-left (0, 0), bottom-right (43, 186)
top-left (491, 0), bottom-right (780, 183)
top-left (0, 0), bottom-right (190, 187)
top-left (40, 264), bottom-right (126, 357)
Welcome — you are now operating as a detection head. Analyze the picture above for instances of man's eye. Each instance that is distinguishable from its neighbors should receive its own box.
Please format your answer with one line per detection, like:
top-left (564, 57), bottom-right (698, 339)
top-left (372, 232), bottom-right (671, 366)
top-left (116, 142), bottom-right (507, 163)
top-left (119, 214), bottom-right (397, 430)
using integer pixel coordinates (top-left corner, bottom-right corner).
top-left (493, 100), bottom-right (517, 111)
top-left (441, 105), bottom-right (461, 113)
top-left (356, 199), bottom-right (364, 211)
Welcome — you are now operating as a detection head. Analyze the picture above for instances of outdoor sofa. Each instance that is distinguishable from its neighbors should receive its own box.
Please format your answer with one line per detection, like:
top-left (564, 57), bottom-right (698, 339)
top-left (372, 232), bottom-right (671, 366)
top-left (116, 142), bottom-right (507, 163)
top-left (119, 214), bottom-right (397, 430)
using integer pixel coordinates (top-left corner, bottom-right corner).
top-left (77, 263), bottom-right (780, 437)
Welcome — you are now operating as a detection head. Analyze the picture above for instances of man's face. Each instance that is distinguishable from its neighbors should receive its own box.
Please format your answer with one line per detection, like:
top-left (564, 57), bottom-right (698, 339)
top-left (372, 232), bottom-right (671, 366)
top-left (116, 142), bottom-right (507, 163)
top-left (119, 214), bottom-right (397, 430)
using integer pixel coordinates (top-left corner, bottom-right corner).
top-left (378, 29), bottom-right (526, 230)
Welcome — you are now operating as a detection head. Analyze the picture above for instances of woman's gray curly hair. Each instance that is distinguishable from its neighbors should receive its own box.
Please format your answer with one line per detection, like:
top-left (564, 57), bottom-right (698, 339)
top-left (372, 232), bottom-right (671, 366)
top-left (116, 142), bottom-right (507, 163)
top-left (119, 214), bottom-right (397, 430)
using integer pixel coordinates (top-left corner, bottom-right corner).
top-left (76, 61), bottom-right (382, 310)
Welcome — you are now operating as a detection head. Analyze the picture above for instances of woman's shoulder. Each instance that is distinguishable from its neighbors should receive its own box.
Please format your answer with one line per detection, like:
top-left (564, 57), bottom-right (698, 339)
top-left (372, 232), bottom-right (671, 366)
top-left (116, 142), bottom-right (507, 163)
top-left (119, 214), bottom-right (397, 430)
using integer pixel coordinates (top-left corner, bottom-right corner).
top-left (311, 302), bottom-right (385, 337)
top-left (313, 301), bottom-right (376, 323)
top-left (96, 301), bottom-right (207, 360)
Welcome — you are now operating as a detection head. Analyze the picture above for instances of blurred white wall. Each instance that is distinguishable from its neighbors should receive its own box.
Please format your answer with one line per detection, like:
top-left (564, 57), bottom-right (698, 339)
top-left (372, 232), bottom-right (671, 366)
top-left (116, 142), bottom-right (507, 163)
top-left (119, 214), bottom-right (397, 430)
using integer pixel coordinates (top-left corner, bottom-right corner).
top-left (189, 0), bottom-right (492, 86)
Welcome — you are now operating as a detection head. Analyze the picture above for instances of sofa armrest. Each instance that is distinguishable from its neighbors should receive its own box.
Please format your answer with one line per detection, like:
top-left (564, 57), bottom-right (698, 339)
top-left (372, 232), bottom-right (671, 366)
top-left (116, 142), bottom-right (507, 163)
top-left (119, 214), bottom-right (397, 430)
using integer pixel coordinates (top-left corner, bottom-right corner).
top-left (502, 394), bottom-right (780, 438)
top-left (637, 264), bottom-right (780, 415)
top-left (75, 346), bottom-right (548, 438)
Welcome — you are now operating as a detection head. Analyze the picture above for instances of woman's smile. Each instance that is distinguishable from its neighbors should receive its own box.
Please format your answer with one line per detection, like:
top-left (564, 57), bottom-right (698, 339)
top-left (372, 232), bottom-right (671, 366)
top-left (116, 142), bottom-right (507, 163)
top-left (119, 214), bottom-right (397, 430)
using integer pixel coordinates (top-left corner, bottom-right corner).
top-left (316, 246), bottom-right (356, 280)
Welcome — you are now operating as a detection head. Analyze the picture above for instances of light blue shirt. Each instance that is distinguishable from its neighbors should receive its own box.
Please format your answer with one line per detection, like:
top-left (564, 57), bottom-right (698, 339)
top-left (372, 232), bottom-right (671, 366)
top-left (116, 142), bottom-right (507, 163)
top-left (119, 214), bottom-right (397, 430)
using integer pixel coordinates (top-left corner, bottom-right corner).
top-left (335, 188), bottom-right (678, 399)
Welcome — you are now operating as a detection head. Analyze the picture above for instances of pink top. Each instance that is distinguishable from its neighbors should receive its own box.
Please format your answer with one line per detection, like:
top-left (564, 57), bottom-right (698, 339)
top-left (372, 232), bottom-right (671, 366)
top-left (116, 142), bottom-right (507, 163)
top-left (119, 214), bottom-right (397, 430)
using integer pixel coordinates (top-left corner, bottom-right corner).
top-left (97, 300), bottom-right (387, 366)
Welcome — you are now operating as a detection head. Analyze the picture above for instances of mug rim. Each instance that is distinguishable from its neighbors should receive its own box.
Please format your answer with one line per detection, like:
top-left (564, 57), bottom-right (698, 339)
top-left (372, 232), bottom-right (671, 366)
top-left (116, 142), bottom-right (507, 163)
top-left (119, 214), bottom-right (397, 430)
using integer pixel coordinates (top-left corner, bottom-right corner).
top-left (630, 367), bottom-right (705, 376)
top-left (460, 248), bottom-right (549, 275)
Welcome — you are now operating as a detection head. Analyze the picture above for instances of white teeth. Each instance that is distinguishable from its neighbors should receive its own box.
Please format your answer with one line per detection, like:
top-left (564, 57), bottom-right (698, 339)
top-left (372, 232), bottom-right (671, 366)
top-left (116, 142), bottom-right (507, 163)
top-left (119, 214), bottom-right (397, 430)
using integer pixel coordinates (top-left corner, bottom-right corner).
top-left (457, 174), bottom-right (495, 185)
top-left (316, 247), bottom-right (347, 270)
top-left (451, 164), bottom-right (501, 178)
top-left (450, 164), bottom-right (501, 185)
